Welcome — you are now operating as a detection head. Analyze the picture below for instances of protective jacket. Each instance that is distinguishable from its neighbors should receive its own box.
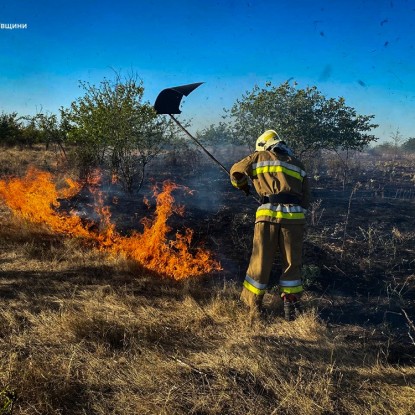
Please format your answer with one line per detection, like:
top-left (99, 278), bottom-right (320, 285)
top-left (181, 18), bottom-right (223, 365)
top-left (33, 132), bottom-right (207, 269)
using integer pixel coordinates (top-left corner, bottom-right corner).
top-left (230, 149), bottom-right (310, 224)
top-left (231, 147), bottom-right (310, 308)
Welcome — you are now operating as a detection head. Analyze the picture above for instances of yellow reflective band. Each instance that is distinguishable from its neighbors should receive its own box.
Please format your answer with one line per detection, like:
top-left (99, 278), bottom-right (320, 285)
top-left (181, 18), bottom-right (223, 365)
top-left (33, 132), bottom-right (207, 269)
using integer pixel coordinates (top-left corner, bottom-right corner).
top-left (256, 209), bottom-right (305, 220)
top-left (279, 285), bottom-right (303, 294)
top-left (252, 166), bottom-right (303, 181)
top-left (243, 280), bottom-right (266, 296)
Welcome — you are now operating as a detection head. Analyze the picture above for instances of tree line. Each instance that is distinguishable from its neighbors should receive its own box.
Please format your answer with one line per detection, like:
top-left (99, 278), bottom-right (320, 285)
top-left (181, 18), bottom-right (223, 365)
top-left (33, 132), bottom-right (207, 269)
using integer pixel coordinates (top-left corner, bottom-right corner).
top-left (1, 75), bottom-right (413, 192)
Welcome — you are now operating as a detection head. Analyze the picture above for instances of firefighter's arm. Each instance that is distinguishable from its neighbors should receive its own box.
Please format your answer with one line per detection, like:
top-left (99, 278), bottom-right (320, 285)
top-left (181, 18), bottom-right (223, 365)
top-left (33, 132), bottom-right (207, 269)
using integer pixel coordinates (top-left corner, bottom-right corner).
top-left (230, 156), bottom-right (252, 195)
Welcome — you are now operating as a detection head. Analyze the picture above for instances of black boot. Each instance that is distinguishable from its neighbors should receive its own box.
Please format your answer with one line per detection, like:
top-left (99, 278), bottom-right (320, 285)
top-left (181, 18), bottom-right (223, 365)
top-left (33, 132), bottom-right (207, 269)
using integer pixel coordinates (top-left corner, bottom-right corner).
top-left (281, 293), bottom-right (301, 321)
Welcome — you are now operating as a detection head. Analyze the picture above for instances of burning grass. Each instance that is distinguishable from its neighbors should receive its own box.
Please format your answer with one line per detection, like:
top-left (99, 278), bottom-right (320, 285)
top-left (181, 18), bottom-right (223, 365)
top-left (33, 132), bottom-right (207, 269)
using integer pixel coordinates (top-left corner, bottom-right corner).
top-left (0, 167), bottom-right (221, 280)
top-left (0, 150), bottom-right (414, 414)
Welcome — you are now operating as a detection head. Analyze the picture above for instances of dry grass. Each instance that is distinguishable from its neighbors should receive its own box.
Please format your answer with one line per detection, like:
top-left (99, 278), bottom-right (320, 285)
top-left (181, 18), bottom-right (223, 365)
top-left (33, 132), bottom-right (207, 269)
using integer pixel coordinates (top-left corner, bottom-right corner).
top-left (1, 211), bottom-right (414, 415)
top-left (0, 146), bottom-right (78, 190)
top-left (0, 146), bottom-right (60, 176)
top-left (0, 148), bottom-right (414, 414)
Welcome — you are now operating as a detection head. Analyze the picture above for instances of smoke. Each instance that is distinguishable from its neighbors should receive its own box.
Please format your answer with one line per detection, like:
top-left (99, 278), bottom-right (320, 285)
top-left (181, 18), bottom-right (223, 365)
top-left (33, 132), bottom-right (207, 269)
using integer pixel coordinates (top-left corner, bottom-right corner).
top-left (0, 168), bottom-right (222, 279)
top-left (59, 146), bottom-right (254, 280)
top-left (158, 144), bottom-right (250, 214)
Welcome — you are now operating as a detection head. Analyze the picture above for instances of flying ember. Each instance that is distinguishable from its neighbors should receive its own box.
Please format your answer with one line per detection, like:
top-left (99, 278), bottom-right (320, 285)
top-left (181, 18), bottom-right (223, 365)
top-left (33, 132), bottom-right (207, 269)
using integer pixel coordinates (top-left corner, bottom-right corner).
top-left (0, 167), bottom-right (221, 279)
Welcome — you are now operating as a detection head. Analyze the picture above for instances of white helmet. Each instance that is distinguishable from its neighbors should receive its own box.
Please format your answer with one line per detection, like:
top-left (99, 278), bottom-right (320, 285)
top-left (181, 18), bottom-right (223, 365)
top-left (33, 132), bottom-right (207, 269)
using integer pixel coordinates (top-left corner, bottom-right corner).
top-left (255, 130), bottom-right (280, 151)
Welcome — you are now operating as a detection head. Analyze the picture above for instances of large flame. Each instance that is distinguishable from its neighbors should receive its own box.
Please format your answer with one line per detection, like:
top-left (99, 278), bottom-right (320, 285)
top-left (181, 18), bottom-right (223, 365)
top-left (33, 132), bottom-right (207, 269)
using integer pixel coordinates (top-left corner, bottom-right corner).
top-left (0, 167), bottom-right (90, 237)
top-left (0, 167), bottom-right (221, 279)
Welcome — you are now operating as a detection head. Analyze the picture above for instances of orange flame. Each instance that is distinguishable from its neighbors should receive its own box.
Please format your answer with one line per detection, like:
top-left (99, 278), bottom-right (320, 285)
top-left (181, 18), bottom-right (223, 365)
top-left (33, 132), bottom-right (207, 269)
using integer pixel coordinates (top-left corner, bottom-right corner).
top-left (0, 167), bottom-right (221, 279)
top-left (112, 182), bottom-right (221, 279)
top-left (0, 167), bottom-right (90, 237)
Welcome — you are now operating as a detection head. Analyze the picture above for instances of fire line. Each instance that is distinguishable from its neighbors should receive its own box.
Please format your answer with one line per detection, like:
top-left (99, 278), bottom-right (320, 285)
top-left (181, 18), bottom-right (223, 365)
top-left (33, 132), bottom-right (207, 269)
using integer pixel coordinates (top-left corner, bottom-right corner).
top-left (0, 167), bottom-right (222, 280)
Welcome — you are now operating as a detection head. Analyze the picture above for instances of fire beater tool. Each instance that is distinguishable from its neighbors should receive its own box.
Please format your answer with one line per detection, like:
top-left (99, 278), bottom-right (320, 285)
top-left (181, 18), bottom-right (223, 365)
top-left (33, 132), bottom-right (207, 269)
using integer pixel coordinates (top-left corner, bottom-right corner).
top-left (154, 82), bottom-right (229, 176)
top-left (154, 82), bottom-right (260, 203)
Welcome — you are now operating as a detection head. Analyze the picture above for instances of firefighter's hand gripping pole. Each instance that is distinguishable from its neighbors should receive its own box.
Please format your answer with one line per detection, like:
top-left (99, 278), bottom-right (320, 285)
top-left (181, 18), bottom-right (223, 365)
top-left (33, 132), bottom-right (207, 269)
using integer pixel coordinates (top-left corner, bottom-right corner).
top-left (154, 82), bottom-right (260, 204)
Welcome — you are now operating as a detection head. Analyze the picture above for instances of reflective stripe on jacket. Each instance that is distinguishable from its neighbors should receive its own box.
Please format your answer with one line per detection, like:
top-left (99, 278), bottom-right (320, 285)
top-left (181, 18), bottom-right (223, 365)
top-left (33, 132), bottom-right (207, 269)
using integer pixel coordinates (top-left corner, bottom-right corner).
top-left (230, 150), bottom-right (310, 224)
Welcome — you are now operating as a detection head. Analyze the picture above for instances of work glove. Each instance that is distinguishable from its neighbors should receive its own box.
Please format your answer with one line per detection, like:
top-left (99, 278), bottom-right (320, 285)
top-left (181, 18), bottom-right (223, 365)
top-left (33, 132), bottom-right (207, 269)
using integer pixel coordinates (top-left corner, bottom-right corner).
top-left (241, 184), bottom-right (250, 196)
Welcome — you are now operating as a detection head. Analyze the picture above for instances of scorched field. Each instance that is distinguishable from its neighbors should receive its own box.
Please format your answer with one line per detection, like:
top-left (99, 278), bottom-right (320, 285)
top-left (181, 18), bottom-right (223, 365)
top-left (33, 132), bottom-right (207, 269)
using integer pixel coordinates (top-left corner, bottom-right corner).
top-left (0, 146), bottom-right (414, 415)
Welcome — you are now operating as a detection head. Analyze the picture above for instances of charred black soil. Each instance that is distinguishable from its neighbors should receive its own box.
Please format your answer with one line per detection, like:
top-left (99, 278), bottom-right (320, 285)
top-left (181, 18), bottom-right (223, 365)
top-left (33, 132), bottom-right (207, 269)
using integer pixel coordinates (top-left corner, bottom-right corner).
top-left (56, 155), bottom-right (415, 365)
top-left (179, 158), bottom-right (412, 344)
top-left (1, 149), bottom-right (415, 414)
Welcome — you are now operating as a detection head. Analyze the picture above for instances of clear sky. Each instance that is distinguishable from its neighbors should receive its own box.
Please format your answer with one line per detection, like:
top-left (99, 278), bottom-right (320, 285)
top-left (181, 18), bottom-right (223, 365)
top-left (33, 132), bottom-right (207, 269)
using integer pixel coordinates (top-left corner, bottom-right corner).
top-left (1, 0), bottom-right (414, 142)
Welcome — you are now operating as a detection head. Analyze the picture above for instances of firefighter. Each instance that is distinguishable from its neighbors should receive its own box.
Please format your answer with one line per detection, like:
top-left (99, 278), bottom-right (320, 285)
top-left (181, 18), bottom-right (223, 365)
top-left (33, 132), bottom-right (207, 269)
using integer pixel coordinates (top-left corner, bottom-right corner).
top-left (230, 130), bottom-right (310, 320)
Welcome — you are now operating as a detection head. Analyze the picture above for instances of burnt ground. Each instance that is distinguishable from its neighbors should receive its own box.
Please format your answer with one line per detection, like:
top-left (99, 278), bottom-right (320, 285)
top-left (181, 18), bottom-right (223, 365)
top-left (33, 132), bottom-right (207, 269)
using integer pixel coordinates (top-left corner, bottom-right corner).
top-left (61, 155), bottom-right (415, 363)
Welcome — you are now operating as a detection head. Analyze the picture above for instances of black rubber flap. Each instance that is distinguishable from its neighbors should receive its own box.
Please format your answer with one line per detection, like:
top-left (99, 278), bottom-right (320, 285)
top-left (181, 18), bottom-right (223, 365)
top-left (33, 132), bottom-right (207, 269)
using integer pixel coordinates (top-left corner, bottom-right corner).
top-left (154, 82), bottom-right (204, 114)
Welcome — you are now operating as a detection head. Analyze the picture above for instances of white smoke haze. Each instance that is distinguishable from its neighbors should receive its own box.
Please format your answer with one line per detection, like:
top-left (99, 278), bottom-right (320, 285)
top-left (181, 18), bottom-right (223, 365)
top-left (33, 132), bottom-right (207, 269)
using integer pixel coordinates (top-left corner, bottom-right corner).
top-left (57, 144), bottom-right (245, 232)
top-left (56, 144), bottom-right (256, 281)
top-left (147, 144), bottom-right (251, 212)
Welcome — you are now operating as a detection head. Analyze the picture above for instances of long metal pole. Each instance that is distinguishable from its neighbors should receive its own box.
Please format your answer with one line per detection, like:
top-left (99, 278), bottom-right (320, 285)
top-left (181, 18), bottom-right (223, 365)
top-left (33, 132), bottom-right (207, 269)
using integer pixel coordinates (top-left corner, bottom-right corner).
top-left (169, 114), bottom-right (230, 175)
top-left (169, 114), bottom-right (260, 204)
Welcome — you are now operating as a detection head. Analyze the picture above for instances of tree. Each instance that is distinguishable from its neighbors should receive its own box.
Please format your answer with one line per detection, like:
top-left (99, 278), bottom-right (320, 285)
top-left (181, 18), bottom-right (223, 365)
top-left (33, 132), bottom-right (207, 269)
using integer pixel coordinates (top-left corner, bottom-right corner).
top-left (19, 115), bottom-right (41, 148)
top-left (401, 137), bottom-right (415, 153)
top-left (227, 82), bottom-right (378, 156)
top-left (196, 122), bottom-right (233, 146)
top-left (0, 112), bottom-right (23, 147)
top-left (62, 74), bottom-right (168, 192)
top-left (32, 112), bottom-right (69, 160)
top-left (390, 128), bottom-right (404, 160)
top-left (0, 112), bottom-right (42, 148)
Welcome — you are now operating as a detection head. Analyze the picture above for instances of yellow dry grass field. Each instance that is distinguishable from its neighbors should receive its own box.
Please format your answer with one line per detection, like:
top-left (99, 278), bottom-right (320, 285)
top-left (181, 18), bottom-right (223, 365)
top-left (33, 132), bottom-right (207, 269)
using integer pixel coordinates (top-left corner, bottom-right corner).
top-left (0, 147), bottom-right (414, 414)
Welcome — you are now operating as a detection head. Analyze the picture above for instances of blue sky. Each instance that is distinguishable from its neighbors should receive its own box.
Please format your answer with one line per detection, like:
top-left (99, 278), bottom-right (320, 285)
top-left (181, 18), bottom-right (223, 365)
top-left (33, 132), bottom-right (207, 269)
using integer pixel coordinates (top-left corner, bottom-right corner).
top-left (1, 0), bottom-right (414, 142)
